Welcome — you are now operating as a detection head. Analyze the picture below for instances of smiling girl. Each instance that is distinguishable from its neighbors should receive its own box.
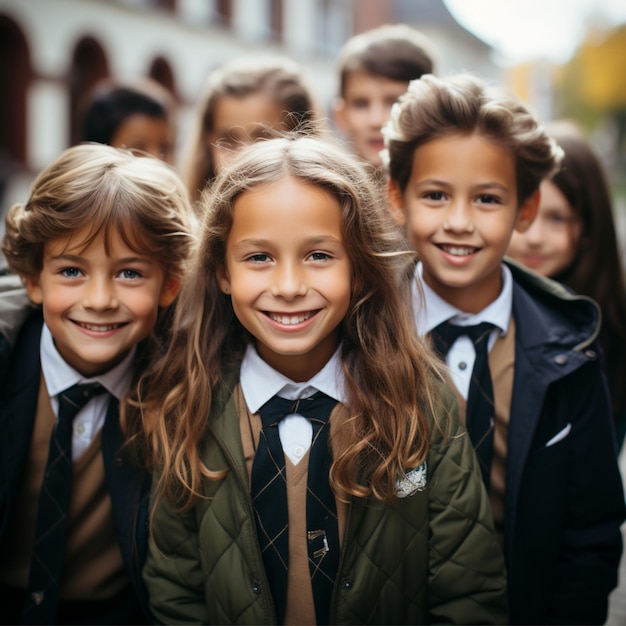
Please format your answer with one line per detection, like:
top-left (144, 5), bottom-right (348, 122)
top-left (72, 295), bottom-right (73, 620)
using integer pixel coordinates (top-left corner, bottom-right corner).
top-left (508, 121), bottom-right (626, 448)
top-left (136, 135), bottom-right (507, 625)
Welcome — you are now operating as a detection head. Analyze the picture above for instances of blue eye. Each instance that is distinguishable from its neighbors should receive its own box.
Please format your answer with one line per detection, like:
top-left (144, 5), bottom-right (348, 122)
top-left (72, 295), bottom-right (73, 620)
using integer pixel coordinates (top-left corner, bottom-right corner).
top-left (122, 269), bottom-right (142, 279)
top-left (60, 267), bottom-right (81, 278)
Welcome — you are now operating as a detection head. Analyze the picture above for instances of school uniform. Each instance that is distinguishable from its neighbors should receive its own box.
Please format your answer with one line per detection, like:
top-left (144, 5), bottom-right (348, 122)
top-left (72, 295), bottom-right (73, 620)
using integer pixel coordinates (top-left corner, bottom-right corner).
top-left (0, 311), bottom-right (151, 624)
top-left (416, 259), bottom-right (626, 624)
top-left (144, 343), bottom-right (508, 625)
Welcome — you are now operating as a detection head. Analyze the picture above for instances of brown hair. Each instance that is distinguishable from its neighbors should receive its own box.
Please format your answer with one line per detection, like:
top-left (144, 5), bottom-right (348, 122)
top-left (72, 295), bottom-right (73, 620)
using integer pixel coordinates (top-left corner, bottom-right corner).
top-left (544, 121), bottom-right (626, 413)
top-left (337, 24), bottom-right (435, 98)
top-left (180, 55), bottom-right (323, 202)
top-left (383, 73), bottom-right (562, 205)
top-left (3, 143), bottom-right (194, 281)
top-left (137, 134), bottom-right (448, 511)
top-left (2, 144), bottom-right (195, 423)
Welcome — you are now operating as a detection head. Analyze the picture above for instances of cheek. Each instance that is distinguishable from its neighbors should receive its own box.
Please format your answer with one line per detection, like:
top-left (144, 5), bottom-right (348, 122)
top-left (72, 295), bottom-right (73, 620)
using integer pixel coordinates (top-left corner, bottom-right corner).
top-left (228, 271), bottom-right (261, 302)
top-left (39, 287), bottom-right (71, 315)
top-left (128, 287), bottom-right (164, 320)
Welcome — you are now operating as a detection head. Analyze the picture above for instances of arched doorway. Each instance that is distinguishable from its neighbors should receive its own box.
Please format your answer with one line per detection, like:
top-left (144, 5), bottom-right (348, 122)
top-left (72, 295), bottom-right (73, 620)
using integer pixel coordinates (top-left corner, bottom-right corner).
top-left (0, 15), bottom-right (31, 169)
top-left (149, 56), bottom-right (177, 98)
top-left (69, 37), bottom-right (109, 146)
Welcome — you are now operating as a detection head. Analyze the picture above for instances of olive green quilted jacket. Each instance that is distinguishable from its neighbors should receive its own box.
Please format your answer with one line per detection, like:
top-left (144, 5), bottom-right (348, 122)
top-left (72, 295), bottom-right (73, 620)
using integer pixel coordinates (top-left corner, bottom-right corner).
top-left (144, 380), bottom-right (507, 624)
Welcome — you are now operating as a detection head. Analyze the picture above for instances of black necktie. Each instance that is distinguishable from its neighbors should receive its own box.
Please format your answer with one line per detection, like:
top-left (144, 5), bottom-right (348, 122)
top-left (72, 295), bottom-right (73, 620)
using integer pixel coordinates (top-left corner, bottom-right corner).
top-left (431, 321), bottom-right (496, 488)
top-left (23, 382), bottom-right (106, 625)
top-left (251, 391), bottom-right (339, 625)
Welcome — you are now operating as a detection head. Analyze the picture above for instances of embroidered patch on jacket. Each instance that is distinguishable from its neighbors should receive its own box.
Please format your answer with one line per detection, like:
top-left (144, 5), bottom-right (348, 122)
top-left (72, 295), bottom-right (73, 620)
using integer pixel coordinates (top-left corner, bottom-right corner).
top-left (395, 461), bottom-right (427, 497)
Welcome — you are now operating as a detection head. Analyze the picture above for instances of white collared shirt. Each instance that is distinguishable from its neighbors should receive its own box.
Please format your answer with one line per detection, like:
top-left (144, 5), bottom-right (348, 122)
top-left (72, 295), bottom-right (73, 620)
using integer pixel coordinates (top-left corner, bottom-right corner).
top-left (240, 343), bottom-right (347, 465)
top-left (413, 262), bottom-right (513, 399)
top-left (40, 324), bottom-right (135, 460)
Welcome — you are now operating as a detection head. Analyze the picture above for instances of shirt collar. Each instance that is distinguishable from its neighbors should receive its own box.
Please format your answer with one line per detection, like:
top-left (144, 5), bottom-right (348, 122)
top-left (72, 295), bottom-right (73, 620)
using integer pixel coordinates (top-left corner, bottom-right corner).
top-left (40, 323), bottom-right (136, 401)
top-left (413, 262), bottom-right (513, 336)
top-left (240, 342), bottom-right (347, 414)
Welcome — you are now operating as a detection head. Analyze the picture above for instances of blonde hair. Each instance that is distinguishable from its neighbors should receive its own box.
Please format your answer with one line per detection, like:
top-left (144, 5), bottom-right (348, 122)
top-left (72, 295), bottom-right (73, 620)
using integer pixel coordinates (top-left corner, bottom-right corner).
top-left (181, 55), bottom-right (323, 203)
top-left (383, 73), bottom-right (562, 204)
top-left (139, 134), bottom-right (447, 510)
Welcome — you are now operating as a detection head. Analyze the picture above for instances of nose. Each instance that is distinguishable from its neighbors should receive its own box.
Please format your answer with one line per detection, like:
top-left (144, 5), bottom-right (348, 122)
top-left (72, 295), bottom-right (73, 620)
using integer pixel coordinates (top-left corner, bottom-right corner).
top-left (271, 261), bottom-right (307, 300)
top-left (83, 276), bottom-right (117, 310)
top-left (524, 218), bottom-right (543, 246)
top-left (368, 101), bottom-right (390, 128)
top-left (443, 200), bottom-right (475, 233)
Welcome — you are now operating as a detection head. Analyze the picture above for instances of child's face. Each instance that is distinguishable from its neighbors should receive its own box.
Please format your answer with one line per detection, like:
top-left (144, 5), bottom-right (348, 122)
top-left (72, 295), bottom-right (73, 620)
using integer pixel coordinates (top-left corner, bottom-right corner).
top-left (24, 225), bottom-right (179, 377)
top-left (111, 114), bottom-right (176, 164)
top-left (207, 93), bottom-right (287, 173)
top-left (217, 176), bottom-right (351, 382)
top-left (334, 71), bottom-right (409, 168)
top-left (508, 179), bottom-right (582, 278)
top-left (390, 132), bottom-right (537, 314)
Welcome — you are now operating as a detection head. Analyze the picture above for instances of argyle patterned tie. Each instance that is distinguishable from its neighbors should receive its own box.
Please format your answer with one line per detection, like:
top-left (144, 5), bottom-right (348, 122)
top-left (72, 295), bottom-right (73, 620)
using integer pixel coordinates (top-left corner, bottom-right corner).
top-left (23, 382), bottom-right (106, 625)
top-left (431, 321), bottom-right (496, 488)
top-left (251, 391), bottom-right (339, 625)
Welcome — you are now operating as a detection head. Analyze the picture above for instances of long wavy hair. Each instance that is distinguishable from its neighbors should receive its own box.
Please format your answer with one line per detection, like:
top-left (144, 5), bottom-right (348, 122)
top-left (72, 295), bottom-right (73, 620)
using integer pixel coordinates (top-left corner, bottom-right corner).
top-left (138, 134), bottom-right (448, 511)
top-left (543, 121), bottom-right (626, 413)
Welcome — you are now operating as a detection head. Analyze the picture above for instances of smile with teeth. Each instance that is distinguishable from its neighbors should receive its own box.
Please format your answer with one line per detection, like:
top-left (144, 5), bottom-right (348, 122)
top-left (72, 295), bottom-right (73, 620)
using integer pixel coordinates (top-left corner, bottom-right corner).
top-left (438, 244), bottom-right (478, 256)
top-left (75, 321), bottom-right (125, 332)
top-left (266, 311), bottom-right (317, 325)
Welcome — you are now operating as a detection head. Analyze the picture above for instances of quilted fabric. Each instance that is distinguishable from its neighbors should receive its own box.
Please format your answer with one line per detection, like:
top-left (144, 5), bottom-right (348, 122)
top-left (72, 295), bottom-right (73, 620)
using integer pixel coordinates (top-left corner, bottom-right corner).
top-left (144, 382), bottom-right (507, 624)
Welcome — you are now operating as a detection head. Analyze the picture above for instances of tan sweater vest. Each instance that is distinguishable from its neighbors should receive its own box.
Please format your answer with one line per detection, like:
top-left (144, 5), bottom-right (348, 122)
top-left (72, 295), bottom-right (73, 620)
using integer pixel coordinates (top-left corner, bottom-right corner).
top-left (236, 385), bottom-right (348, 625)
top-left (0, 375), bottom-right (129, 600)
top-left (445, 317), bottom-right (515, 549)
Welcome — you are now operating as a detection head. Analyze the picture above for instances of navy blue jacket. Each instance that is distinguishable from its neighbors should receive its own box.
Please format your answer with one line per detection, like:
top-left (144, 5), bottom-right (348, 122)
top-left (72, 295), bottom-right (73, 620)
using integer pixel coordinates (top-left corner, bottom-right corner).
top-left (505, 260), bottom-right (626, 624)
top-left (0, 312), bottom-right (152, 622)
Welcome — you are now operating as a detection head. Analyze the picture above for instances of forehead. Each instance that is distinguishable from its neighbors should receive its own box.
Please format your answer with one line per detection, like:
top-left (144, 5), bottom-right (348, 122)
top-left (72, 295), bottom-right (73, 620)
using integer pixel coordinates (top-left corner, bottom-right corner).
top-left (229, 177), bottom-right (343, 240)
top-left (43, 222), bottom-right (150, 258)
top-left (342, 70), bottom-right (408, 101)
top-left (212, 93), bottom-right (286, 134)
top-left (410, 133), bottom-right (517, 186)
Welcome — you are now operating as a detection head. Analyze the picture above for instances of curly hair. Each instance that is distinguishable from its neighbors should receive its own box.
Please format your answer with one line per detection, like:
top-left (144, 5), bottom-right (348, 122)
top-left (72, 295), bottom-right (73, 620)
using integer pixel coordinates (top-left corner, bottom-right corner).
top-left (383, 73), bottom-right (562, 205)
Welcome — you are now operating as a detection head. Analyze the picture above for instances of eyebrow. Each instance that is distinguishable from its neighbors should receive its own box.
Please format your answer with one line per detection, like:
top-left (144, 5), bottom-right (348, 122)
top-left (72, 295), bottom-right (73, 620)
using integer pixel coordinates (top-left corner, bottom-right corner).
top-left (233, 235), bottom-right (343, 247)
top-left (47, 253), bottom-right (153, 265)
top-left (415, 179), bottom-right (511, 192)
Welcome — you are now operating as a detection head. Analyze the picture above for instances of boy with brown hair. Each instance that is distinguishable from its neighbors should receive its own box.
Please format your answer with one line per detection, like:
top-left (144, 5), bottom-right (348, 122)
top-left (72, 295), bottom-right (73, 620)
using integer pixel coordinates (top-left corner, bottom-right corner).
top-left (333, 23), bottom-right (435, 169)
top-left (385, 72), bottom-right (626, 624)
top-left (0, 144), bottom-right (193, 624)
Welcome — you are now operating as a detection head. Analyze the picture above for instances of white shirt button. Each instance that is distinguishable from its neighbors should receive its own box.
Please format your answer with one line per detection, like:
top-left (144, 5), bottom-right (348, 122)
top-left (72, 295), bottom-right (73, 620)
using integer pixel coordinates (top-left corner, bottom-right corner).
top-left (292, 445), bottom-right (305, 459)
top-left (76, 423), bottom-right (86, 435)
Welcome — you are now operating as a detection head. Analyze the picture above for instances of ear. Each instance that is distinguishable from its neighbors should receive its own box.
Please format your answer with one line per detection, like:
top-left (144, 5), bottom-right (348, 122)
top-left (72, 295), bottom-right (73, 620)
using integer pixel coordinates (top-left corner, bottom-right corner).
top-left (332, 98), bottom-right (348, 134)
top-left (24, 274), bottom-right (43, 305)
top-left (514, 190), bottom-right (540, 233)
top-left (387, 179), bottom-right (407, 226)
top-left (216, 266), bottom-right (231, 295)
top-left (158, 277), bottom-right (181, 307)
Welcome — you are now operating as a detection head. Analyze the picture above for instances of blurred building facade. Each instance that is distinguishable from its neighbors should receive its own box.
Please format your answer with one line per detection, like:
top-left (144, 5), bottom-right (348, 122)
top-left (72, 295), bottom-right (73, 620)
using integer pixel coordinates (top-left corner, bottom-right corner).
top-left (0, 0), bottom-right (500, 215)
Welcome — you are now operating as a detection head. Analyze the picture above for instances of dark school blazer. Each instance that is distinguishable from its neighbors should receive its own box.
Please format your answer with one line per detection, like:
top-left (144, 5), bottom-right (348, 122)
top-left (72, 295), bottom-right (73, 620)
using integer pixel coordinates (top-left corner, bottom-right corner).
top-left (0, 312), bottom-right (152, 622)
top-left (504, 260), bottom-right (626, 625)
